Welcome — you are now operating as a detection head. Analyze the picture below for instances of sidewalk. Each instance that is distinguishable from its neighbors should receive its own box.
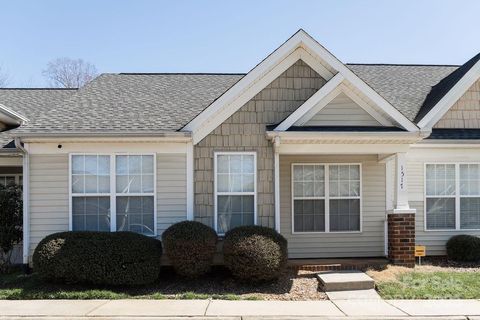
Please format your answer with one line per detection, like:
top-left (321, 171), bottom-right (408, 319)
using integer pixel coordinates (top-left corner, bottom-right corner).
top-left (1, 299), bottom-right (480, 319)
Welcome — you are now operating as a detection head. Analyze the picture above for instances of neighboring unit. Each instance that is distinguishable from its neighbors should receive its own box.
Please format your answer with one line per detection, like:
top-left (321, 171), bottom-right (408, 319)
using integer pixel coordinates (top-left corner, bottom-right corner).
top-left (1, 30), bottom-right (480, 268)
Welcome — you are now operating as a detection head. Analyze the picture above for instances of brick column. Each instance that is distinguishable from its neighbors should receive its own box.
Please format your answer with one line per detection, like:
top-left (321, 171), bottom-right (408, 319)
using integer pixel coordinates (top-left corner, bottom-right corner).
top-left (388, 213), bottom-right (415, 268)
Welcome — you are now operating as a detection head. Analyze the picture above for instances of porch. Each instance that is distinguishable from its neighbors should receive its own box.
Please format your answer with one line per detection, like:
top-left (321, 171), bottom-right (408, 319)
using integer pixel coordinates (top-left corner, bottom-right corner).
top-left (269, 129), bottom-right (420, 266)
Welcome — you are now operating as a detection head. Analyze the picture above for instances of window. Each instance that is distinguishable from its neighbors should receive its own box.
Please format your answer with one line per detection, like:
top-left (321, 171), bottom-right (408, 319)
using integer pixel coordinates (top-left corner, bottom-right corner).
top-left (425, 163), bottom-right (480, 231)
top-left (292, 164), bottom-right (361, 233)
top-left (70, 154), bottom-right (156, 235)
top-left (215, 152), bottom-right (256, 234)
top-left (71, 155), bottom-right (111, 232)
top-left (293, 165), bottom-right (325, 232)
top-left (0, 174), bottom-right (22, 186)
top-left (329, 165), bottom-right (361, 232)
top-left (116, 155), bottom-right (155, 236)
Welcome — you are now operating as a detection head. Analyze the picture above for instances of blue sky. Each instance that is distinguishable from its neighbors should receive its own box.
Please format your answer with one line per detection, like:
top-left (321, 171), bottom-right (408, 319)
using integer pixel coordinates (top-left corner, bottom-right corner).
top-left (1, 0), bottom-right (479, 87)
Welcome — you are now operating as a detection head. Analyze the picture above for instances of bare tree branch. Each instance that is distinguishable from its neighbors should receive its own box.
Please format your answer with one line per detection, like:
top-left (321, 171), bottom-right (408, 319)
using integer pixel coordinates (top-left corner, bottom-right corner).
top-left (42, 58), bottom-right (98, 88)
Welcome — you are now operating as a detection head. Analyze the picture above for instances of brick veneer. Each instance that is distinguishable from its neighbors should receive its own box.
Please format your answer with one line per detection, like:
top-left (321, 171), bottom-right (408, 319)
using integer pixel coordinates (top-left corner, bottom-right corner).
top-left (388, 213), bottom-right (415, 268)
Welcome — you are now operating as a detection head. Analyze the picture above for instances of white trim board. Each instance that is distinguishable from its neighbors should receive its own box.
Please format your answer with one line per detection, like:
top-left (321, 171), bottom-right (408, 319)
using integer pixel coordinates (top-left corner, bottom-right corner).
top-left (182, 29), bottom-right (418, 144)
top-left (0, 103), bottom-right (28, 125)
top-left (417, 59), bottom-right (480, 130)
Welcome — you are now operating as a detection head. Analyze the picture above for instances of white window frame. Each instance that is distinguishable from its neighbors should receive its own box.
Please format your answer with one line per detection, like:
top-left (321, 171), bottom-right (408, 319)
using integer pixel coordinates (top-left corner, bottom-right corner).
top-left (214, 151), bottom-right (257, 235)
top-left (0, 174), bottom-right (22, 186)
top-left (424, 162), bottom-right (480, 232)
top-left (291, 163), bottom-right (362, 234)
top-left (69, 153), bottom-right (157, 236)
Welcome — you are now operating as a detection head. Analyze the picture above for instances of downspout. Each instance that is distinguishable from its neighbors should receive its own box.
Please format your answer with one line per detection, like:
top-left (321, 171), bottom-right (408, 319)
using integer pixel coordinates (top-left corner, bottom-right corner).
top-left (274, 136), bottom-right (281, 232)
top-left (14, 138), bottom-right (29, 268)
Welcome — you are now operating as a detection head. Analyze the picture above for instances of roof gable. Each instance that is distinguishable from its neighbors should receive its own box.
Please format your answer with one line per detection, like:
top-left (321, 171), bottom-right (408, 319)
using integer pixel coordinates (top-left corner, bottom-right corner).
top-left (417, 53), bottom-right (480, 129)
top-left (301, 92), bottom-right (381, 127)
top-left (183, 30), bottom-right (418, 143)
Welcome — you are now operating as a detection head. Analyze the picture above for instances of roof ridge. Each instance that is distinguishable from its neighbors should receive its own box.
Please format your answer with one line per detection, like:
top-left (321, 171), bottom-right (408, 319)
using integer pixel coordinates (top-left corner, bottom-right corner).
top-left (347, 63), bottom-right (460, 67)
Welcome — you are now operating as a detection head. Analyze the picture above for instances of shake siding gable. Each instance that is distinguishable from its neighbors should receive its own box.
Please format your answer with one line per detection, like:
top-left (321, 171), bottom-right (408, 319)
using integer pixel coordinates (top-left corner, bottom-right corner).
top-left (434, 79), bottom-right (480, 128)
top-left (194, 60), bottom-right (327, 228)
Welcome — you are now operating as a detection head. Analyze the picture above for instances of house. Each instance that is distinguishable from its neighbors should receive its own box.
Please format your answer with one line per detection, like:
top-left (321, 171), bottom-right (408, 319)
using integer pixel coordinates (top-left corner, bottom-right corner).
top-left (1, 30), bottom-right (480, 268)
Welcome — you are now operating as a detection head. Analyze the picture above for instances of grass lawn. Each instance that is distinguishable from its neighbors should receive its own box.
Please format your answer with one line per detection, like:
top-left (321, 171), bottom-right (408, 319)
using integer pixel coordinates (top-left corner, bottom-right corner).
top-left (0, 268), bottom-right (325, 300)
top-left (0, 272), bottom-right (255, 300)
top-left (369, 265), bottom-right (480, 299)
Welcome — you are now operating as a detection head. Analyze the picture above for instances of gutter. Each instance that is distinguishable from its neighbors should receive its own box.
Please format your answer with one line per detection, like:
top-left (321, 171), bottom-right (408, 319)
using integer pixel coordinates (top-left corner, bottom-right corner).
top-left (14, 138), bottom-right (29, 267)
top-left (16, 131), bottom-right (192, 139)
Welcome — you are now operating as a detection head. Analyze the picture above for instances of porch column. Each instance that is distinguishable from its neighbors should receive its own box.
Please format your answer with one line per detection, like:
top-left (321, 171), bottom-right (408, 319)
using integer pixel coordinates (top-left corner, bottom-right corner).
top-left (394, 152), bottom-right (409, 210)
top-left (388, 152), bottom-right (416, 268)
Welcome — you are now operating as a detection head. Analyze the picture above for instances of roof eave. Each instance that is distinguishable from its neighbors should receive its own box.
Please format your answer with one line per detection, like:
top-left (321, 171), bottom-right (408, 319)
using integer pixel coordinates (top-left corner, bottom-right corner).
top-left (16, 131), bottom-right (192, 143)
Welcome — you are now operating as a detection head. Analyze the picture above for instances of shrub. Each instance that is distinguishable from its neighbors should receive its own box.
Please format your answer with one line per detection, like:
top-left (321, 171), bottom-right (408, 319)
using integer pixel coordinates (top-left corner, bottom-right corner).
top-left (0, 184), bottom-right (23, 273)
top-left (33, 231), bottom-right (162, 285)
top-left (223, 225), bottom-right (288, 282)
top-left (447, 235), bottom-right (480, 262)
top-left (162, 221), bottom-right (217, 277)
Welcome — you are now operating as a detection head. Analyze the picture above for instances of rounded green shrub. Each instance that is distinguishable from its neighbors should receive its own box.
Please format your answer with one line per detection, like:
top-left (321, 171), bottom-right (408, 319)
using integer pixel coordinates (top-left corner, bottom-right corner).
top-left (447, 235), bottom-right (480, 262)
top-left (33, 231), bottom-right (162, 285)
top-left (223, 225), bottom-right (288, 282)
top-left (162, 221), bottom-right (217, 277)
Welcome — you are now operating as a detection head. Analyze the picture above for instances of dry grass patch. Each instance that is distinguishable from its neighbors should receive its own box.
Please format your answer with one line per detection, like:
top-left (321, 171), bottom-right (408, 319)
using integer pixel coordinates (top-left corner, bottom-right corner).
top-left (367, 261), bottom-right (480, 299)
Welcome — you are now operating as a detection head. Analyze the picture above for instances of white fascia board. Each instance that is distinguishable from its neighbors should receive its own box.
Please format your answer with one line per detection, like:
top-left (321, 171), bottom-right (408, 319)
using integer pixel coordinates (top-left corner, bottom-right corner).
top-left (183, 31), bottom-right (339, 144)
top-left (0, 103), bottom-right (28, 125)
top-left (274, 73), bottom-right (344, 131)
top-left (417, 60), bottom-right (480, 130)
top-left (184, 29), bottom-right (418, 144)
top-left (182, 32), bottom-right (311, 135)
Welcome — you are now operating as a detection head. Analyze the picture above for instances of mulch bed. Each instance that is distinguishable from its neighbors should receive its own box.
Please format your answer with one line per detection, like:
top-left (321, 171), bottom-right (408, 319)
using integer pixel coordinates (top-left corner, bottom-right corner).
top-left (158, 266), bottom-right (327, 300)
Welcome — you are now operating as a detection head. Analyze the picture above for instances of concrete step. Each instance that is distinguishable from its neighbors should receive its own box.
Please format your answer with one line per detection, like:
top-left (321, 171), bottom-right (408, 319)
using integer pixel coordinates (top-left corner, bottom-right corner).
top-left (317, 270), bottom-right (375, 291)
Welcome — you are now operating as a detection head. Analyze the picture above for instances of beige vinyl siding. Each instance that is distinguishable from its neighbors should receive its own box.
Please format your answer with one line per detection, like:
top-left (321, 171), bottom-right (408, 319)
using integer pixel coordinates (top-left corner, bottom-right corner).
top-left (28, 152), bottom-right (188, 262)
top-left (303, 93), bottom-right (380, 126)
top-left (29, 154), bottom-right (69, 259)
top-left (156, 153), bottom-right (187, 235)
top-left (407, 157), bottom-right (480, 256)
top-left (280, 154), bottom-right (386, 258)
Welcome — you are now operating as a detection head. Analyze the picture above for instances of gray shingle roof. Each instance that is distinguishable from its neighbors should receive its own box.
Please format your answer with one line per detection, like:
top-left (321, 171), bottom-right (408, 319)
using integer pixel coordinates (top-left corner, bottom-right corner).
top-left (414, 53), bottom-right (480, 123)
top-left (0, 62), bottom-right (472, 142)
top-left (347, 64), bottom-right (458, 121)
top-left (13, 73), bottom-right (243, 135)
top-left (0, 89), bottom-right (76, 148)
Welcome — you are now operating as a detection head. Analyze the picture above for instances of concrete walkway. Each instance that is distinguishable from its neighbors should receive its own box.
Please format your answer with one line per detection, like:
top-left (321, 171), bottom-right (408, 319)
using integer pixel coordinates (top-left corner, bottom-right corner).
top-left (0, 299), bottom-right (480, 319)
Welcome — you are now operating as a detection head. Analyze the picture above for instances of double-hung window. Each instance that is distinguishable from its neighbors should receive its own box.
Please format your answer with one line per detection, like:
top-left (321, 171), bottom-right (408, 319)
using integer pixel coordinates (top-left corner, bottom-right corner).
top-left (215, 152), bottom-right (256, 234)
top-left (70, 154), bottom-right (156, 235)
top-left (425, 163), bottom-right (480, 231)
top-left (292, 164), bottom-right (361, 233)
top-left (0, 174), bottom-right (22, 186)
